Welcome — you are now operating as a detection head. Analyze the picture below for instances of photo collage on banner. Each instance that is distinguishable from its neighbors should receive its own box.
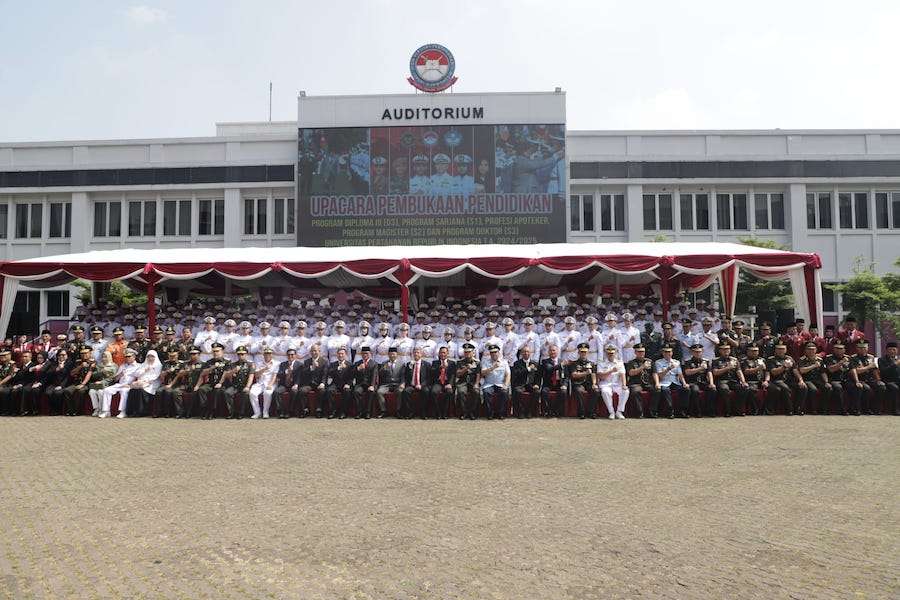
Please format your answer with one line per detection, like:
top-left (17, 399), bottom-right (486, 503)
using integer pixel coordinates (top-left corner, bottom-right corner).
top-left (297, 124), bottom-right (566, 246)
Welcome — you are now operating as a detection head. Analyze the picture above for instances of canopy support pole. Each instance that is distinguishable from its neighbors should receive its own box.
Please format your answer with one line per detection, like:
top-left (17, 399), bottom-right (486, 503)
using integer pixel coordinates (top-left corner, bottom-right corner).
top-left (396, 259), bottom-right (413, 324)
top-left (145, 270), bottom-right (158, 332)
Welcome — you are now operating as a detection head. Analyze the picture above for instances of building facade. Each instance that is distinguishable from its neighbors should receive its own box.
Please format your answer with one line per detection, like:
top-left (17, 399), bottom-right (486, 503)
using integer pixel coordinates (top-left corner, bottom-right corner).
top-left (1, 111), bottom-right (898, 333)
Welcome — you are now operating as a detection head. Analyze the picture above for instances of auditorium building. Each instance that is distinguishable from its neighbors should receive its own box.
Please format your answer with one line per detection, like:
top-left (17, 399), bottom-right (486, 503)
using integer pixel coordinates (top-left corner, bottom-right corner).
top-left (0, 89), bottom-right (898, 335)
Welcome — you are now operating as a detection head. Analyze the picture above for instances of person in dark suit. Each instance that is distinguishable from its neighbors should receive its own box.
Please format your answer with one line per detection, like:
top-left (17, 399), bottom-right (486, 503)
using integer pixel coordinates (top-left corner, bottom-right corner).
top-left (430, 345), bottom-right (457, 419)
top-left (325, 346), bottom-right (353, 419)
top-left (9, 350), bottom-right (35, 415)
top-left (375, 347), bottom-right (404, 418)
top-left (298, 346), bottom-right (328, 417)
top-left (353, 346), bottom-right (378, 419)
top-left (20, 351), bottom-right (47, 416)
top-left (511, 346), bottom-right (541, 418)
top-left (273, 348), bottom-right (300, 418)
top-left (401, 346), bottom-right (432, 419)
top-left (539, 344), bottom-right (569, 417)
top-left (44, 349), bottom-right (72, 415)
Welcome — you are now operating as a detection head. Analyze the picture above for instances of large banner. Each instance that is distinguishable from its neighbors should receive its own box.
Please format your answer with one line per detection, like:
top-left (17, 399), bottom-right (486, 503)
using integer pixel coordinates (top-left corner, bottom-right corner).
top-left (297, 124), bottom-right (566, 246)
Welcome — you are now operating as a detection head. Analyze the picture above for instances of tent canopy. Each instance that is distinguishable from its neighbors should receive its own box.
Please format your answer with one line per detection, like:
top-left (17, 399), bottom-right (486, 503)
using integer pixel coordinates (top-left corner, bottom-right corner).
top-left (0, 242), bottom-right (823, 336)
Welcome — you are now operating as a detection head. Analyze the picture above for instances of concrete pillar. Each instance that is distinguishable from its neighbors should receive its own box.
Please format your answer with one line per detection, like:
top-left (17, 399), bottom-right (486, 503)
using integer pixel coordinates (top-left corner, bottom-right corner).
top-left (70, 192), bottom-right (90, 253)
top-left (625, 184), bottom-right (643, 241)
top-left (224, 188), bottom-right (241, 247)
top-left (787, 182), bottom-right (806, 251)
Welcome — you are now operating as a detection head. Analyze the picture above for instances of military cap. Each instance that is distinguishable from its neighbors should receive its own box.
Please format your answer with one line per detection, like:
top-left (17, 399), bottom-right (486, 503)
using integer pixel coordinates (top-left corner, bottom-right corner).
top-left (189, 347), bottom-right (201, 354)
top-left (388, 346), bottom-right (398, 352)
top-left (443, 326), bottom-right (455, 335)
top-left (359, 321), bottom-right (371, 329)
top-left (124, 348), bottom-right (137, 357)
top-left (605, 313), bottom-right (618, 322)
top-left (90, 326), bottom-right (104, 334)
top-left (203, 316), bottom-right (216, 324)
top-left (259, 322), bottom-right (271, 329)
top-left (702, 317), bottom-right (713, 324)
top-left (661, 346), bottom-right (674, 352)
top-left (215, 313), bottom-right (226, 319)
top-left (235, 346), bottom-right (248, 354)
top-left (543, 317), bottom-right (555, 325)
top-left (211, 342), bottom-right (225, 350)
top-left (360, 346), bottom-right (371, 353)
top-left (485, 322), bottom-right (496, 329)
top-left (71, 325), bottom-right (84, 333)
top-left (223, 319), bottom-right (237, 328)
top-left (412, 154), bottom-right (428, 164)
top-left (488, 345), bottom-right (500, 352)
top-left (347, 310), bottom-right (358, 318)
top-left (690, 343), bottom-right (703, 350)
top-left (463, 343), bottom-right (475, 351)
top-left (564, 316), bottom-right (576, 324)
top-left (454, 154), bottom-right (472, 164)
top-left (622, 312), bottom-right (634, 321)
top-left (522, 317), bottom-right (535, 325)
top-left (399, 323), bottom-right (410, 330)
top-left (718, 343), bottom-right (731, 349)
top-left (886, 341), bottom-right (897, 349)
top-left (112, 327), bottom-right (124, 335)
top-left (262, 347), bottom-right (273, 353)
top-left (502, 317), bottom-right (514, 325)
top-left (433, 153), bottom-right (451, 164)
top-left (422, 325), bottom-right (432, 333)
top-left (371, 156), bottom-right (387, 165)
top-left (774, 342), bottom-right (787, 348)
top-left (239, 321), bottom-right (252, 329)
top-left (474, 312), bottom-right (484, 319)
top-left (124, 314), bottom-right (134, 321)
top-left (803, 342), bottom-right (817, 348)
top-left (333, 320), bottom-right (346, 328)
top-left (165, 326), bottom-right (176, 335)
top-left (681, 318), bottom-right (693, 324)
top-left (315, 321), bottom-right (327, 329)
top-left (135, 326), bottom-right (146, 333)
top-left (378, 322), bottom-right (390, 330)
top-left (634, 344), bottom-right (645, 350)
top-left (577, 342), bottom-right (590, 350)
top-left (857, 339), bottom-right (868, 346)
top-left (278, 321), bottom-right (291, 329)
top-left (832, 342), bottom-right (845, 348)
top-left (604, 344), bottom-right (617, 351)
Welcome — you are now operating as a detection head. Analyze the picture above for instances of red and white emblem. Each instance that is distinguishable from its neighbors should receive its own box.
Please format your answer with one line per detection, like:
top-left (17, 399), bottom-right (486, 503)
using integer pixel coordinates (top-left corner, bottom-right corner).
top-left (408, 44), bottom-right (457, 93)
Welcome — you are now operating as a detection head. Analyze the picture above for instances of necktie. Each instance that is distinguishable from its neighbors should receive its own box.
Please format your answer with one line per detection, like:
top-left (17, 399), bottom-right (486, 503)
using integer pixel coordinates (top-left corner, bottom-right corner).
top-left (363, 358), bottom-right (369, 370)
top-left (440, 361), bottom-right (447, 385)
top-left (413, 361), bottom-right (420, 387)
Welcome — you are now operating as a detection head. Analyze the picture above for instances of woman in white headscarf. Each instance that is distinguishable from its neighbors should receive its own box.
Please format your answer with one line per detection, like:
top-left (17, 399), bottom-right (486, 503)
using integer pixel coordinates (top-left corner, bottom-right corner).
top-left (124, 350), bottom-right (163, 417)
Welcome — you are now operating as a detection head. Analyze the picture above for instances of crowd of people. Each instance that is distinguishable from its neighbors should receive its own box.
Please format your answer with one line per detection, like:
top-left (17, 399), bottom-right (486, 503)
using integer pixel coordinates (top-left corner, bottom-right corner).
top-left (0, 291), bottom-right (897, 420)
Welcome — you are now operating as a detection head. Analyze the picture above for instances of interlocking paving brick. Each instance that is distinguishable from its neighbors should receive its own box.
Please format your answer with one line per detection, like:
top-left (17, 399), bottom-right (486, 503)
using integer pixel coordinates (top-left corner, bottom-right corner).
top-left (0, 416), bottom-right (897, 599)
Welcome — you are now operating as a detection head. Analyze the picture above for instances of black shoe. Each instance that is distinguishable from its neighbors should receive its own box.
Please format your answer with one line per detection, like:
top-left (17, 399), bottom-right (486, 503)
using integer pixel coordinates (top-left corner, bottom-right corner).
top-left (668, 414), bottom-right (675, 419)
top-left (376, 413), bottom-right (384, 419)
top-left (355, 414), bottom-right (361, 419)
top-left (338, 414), bottom-right (346, 419)
top-left (327, 414), bottom-right (335, 419)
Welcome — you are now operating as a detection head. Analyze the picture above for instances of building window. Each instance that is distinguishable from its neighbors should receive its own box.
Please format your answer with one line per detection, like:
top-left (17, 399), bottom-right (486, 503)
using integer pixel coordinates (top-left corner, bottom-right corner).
top-left (753, 192), bottom-right (785, 230)
top-left (46, 290), bottom-right (70, 317)
top-left (822, 284), bottom-right (836, 313)
top-left (93, 201), bottom-right (122, 237)
top-left (643, 193), bottom-right (673, 231)
top-left (128, 200), bottom-right (156, 237)
top-left (875, 191), bottom-right (900, 229)
top-left (244, 198), bottom-right (268, 235)
top-left (806, 192), bottom-right (832, 229)
top-left (15, 203), bottom-right (42, 238)
top-left (838, 192), bottom-right (869, 229)
top-left (273, 198), bottom-right (296, 235)
top-left (569, 194), bottom-right (595, 232)
top-left (163, 200), bottom-right (192, 236)
top-left (0, 204), bottom-right (8, 239)
top-left (716, 193), bottom-right (748, 230)
top-left (198, 199), bottom-right (224, 236)
top-left (679, 193), bottom-right (710, 231)
top-left (598, 194), bottom-right (624, 231)
top-left (49, 202), bottom-right (72, 238)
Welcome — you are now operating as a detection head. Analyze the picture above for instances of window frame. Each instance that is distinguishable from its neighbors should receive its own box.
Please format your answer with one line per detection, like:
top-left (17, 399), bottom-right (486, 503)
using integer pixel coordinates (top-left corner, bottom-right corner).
top-left (642, 192), bottom-right (673, 231)
top-left (569, 193), bottom-right (596, 232)
top-left (46, 290), bottom-right (71, 318)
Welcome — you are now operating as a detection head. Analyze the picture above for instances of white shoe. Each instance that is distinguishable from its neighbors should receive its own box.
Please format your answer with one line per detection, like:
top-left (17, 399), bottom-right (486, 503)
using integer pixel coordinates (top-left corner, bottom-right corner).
top-left (91, 409), bottom-right (100, 417)
top-left (262, 414), bottom-right (270, 419)
top-left (616, 412), bottom-right (625, 419)
top-left (116, 412), bottom-right (127, 419)
top-left (250, 414), bottom-right (260, 419)
top-left (99, 412), bottom-right (109, 419)
top-left (607, 413), bottom-right (615, 419)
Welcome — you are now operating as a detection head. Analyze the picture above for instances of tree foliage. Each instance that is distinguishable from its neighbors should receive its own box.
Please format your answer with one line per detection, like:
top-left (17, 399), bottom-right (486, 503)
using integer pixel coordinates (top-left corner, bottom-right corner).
top-left (75, 280), bottom-right (147, 307)
top-left (834, 257), bottom-right (900, 330)
top-left (735, 237), bottom-right (794, 313)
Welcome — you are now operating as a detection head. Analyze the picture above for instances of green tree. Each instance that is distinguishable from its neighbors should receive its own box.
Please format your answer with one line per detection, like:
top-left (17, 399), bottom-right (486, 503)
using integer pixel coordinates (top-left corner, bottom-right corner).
top-left (735, 237), bottom-right (794, 313)
top-left (73, 280), bottom-right (147, 307)
top-left (834, 257), bottom-right (900, 330)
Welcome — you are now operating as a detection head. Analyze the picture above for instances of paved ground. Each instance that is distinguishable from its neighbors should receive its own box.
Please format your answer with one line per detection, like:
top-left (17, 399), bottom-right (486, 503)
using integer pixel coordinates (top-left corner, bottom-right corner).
top-left (0, 416), bottom-right (897, 599)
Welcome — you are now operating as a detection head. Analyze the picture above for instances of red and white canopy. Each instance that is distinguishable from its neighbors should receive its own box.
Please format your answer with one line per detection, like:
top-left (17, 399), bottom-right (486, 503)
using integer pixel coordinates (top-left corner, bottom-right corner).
top-left (0, 242), bottom-right (822, 335)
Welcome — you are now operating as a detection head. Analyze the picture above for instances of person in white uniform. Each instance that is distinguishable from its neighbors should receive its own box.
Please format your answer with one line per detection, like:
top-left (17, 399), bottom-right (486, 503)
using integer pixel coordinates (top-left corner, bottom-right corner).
top-left (194, 317), bottom-right (218, 362)
top-left (98, 348), bottom-right (144, 418)
top-left (596, 345), bottom-right (629, 419)
top-left (558, 316), bottom-right (582, 364)
top-left (249, 348), bottom-right (279, 419)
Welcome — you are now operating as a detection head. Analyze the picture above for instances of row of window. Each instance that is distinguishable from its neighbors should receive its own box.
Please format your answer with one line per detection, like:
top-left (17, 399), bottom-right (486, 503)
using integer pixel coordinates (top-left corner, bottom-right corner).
top-left (0, 203), bottom-right (73, 239)
top-left (569, 194), bottom-right (625, 232)
top-left (643, 192), bottom-right (783, 232)
top-left (807, 191), bottom-right (900, 230)
top-left (92, 197), bottom-right (296, 238)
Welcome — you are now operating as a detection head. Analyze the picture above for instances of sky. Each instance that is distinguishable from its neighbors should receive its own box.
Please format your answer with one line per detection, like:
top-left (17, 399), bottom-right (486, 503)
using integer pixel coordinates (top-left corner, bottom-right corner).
top-left (1, 0), bottom-right (898, 142)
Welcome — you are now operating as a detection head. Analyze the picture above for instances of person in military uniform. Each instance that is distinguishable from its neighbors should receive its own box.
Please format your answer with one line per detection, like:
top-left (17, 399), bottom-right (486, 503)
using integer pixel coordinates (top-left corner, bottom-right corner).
top-left (849, 340), bottom-right (885, 415)
top-left (87, 351), bottom-right (117, 417)
top-left (429, 153), bottom-right (454, 197)
top-left (353, 346), bottom-right (378, 419)
top-left (510, 345), bottom-right (541, 418)
top-left (222, 346), bottom-right (254, 419)
top-left (371, 156), bottom-right (389, 194)
top-left (194, 343), bottom-right (230, 419)
top-left (659, 322), bottom-right (682, 362)
top-left (155, 349), bottom-right (184, 418)
top-left (739, 344), bottom-right (769, 415)
top-left (299, 345), bottom-right (328, 417)
top-left (409, 155), bottom-right (431, 194)
top-left (877, 341), bottom-right (899, 415)
top-left (754, 322), bottom-right (777, 360)
top-left (128, 326), bottom-right (152, 362)
top-left (325, 346), bottom-right (354, 419)
top-left (568, 343), bottom-right (597, 419)
top-left (167, 348), bottom-right (203, 418)
top-left (452, 154), bottom-right (475, 196)
top-left (0, 350), bottom-right (18, 416)
top-left (176, 328), bottom-right (195, 362)
top-left (625, 344), bottom-right (655, 418)
top-left (539, 344), bottom-right (568, 418)
top-left (66, 325), bottom-right (87, 359)
top-left (823, 342), bottom-right (851, 415)
top-left (711, 343), bottom-right (749, 417)
top-left (430, 345), bottom-right (457, 420)
top-left (797, 341), bottom-right (828, 415)
top-left (652, 345), bottom-right (686, 418)
top-left (765, 342), bottom-right (796, 415)
top-left (640, 324), bottom-right (662, 362)
top-left (389, 156), bottom-right (409, 194)
top-left (455, 343), bottom-right (481, 420)
top-left (62, 347), bottom-right (95, 416)
top-left (86, 326), bottom-right (108, 362)
top-left (683, 344), bottom-right (716, 417)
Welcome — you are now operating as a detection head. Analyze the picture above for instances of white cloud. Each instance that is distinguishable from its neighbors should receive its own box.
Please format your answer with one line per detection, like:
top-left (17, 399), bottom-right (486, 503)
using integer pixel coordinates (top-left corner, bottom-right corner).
top-left (126, 5), bottom-right (168, 26)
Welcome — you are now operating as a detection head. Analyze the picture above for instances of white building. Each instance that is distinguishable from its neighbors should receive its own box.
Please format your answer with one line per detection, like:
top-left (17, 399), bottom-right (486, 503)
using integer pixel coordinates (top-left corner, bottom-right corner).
top-left (1, 93), bottom-right (898, 334)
